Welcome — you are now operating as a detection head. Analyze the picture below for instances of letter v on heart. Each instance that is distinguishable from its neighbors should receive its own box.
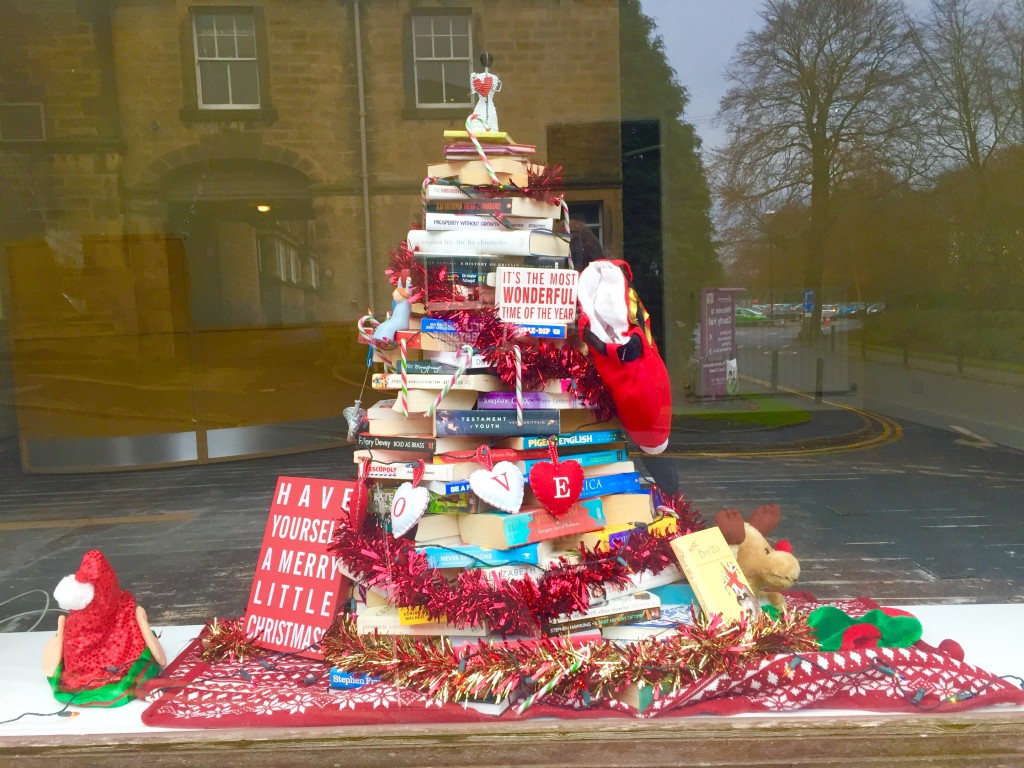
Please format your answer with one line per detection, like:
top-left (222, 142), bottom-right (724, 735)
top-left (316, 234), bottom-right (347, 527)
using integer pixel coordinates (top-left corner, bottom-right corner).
top-left (470, 461), bottom-right (524, 513)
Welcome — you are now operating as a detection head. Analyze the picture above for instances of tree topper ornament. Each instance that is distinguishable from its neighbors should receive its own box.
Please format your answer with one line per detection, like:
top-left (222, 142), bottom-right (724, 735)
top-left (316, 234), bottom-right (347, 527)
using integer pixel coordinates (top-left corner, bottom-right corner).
top-left (470, 53), bottom-right (502, 132)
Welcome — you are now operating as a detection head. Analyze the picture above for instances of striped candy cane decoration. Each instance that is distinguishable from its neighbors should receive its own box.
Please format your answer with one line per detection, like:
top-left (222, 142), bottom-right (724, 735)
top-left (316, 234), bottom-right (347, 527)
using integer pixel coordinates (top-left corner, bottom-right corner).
top-left (513, 345), bottom-right (523, 426)
top-left (426, 344), bottom-right (474, 416)
top-left (465, 113), bottom-right (500, 185)
top-left (397, 338), bottom-right (410, 417)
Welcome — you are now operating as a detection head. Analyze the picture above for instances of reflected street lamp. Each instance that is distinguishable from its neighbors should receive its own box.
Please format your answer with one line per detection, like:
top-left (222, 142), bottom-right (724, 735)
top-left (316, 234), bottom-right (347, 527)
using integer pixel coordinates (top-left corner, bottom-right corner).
top-left (765, 210), bottom-right (776, 320)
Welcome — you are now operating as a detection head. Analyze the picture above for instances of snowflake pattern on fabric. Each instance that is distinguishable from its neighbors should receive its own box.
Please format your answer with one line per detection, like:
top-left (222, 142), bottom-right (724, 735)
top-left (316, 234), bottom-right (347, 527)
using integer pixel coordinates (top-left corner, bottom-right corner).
top-left (142, 597), bottom-right (1024, 727)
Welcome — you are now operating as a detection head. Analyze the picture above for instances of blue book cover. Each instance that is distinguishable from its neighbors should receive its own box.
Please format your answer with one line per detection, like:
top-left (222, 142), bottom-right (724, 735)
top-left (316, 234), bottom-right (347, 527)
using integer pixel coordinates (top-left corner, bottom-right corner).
top-left (329, 669), bottom-right (381, 689)
top-left (419, 316), bottom-right (459, 334)
top-left (519, 447), bottom-right (628, 475)
top-left (511, 429), bottom-right (627, 451)
top-left (435, 409), bottom-right (561, 436)
top-left (418, 541), bottom-right (548, 569)
top-left (425, 479), bottom-right (472, 495)
top-left (578, 472), bottom-right (642, 499)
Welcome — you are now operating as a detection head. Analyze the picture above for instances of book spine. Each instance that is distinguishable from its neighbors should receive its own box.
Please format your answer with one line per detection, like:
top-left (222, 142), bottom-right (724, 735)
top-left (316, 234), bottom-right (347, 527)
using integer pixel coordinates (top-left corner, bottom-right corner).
top-left (579, 472), bottom-right (642, 499)
top-left (512, 323), bottom-right (567, 339)
top-left (425, 198), bottom-right (513, 213)
top-left (372, 373), bottom-right (498, 391)
top-left (358, 459), bottom-right (464, 482)
top-left (407, 228), bottom-right (570, 258)
top-left (357, 435), bottom-right (436, 453)
top-left (435, 409), bottom-right (561, 436)
top-left (419, 543), bottom-right (543, 568)
top-left (477, 391), bottom-right (583, 410)
top-left (543, 606), bottom-right (661, 636)
top-left (519, 448), bottom-right (627, 475)
top-left (329, 669), bottom-right (380, 689)
top-left (500, 499), bottom-right (605, 547)
top-left (424, 213), bottom-right (554, 232)
top-left (517, 430), bottom-right (627, 450)
top-left (425, 479), bottom-right (472, 496)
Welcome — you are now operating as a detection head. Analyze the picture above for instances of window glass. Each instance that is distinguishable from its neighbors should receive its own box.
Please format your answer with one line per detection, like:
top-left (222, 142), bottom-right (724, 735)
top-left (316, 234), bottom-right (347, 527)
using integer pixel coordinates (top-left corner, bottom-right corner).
top-left (412, 12), bottom-right (473, 107)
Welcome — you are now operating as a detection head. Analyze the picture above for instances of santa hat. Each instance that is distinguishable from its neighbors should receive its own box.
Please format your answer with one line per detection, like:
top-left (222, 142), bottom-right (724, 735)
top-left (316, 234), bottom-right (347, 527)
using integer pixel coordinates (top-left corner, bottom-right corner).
top-left (53, 550), bottom-right (146, 691)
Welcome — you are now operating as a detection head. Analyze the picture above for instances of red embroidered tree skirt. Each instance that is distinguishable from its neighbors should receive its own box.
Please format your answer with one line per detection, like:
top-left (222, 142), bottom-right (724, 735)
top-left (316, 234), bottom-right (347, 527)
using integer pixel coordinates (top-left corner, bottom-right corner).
top-left (141, 596), bottom-right (1024, 729)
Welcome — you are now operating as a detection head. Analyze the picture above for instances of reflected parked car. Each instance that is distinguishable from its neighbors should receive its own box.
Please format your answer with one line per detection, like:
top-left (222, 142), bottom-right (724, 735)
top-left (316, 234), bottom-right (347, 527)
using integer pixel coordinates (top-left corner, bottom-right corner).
top-left (735, 306), bottom-right (770, 325)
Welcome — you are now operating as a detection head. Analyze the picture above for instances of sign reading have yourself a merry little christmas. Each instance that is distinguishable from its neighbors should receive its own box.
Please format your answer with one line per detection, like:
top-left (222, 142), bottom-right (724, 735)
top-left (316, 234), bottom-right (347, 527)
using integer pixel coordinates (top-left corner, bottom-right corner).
top-left (244, 476), bottom-right (364, 659)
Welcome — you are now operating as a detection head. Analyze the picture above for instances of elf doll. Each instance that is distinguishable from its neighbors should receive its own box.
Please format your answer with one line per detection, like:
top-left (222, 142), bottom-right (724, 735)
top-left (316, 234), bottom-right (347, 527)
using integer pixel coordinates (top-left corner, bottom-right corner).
top-left (42, 550), bottom-right (166, 707)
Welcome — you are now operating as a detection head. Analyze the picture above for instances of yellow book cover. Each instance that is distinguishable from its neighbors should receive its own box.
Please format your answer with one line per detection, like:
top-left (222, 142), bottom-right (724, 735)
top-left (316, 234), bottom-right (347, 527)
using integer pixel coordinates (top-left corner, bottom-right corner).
top-left (669, 527), bottom-right (758, 623)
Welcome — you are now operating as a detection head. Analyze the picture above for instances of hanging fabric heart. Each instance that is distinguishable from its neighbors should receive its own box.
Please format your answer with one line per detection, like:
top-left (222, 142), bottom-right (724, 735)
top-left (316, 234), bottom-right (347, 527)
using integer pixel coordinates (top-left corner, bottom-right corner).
top-left (390, 462), bottom-right (429, 538)
top-left (469, 446), bottom-right (524, 513)
top-left (348, 458), bottom-right (373, 531)
top-left (528, 437), bottom-right (584, 517)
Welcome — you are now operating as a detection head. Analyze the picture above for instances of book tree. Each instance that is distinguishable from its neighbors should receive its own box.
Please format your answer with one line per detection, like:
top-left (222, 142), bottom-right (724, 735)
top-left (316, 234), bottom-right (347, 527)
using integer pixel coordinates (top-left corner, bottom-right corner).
top-left (250, 55), bottom-right (809, 712)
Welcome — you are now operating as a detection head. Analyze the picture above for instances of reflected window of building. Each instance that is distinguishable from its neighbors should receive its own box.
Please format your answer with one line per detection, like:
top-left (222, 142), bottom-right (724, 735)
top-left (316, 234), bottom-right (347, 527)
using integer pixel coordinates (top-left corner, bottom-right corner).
top-left (411, 11), bottom-right (473, 107)
top-left (572, 202), bottom-right (605, 247)
top-left (192, 9), bottom-right (261, 109)
top-left (0, 103), bottom-right (45, 142)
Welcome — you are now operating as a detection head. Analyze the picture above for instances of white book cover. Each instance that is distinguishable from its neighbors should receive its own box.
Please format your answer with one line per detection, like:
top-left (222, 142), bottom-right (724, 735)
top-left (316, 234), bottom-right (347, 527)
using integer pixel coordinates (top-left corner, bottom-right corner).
top-left (424, 213), bottom-right (554, 232)
top-left (406, 228), bottom-right (570, 258)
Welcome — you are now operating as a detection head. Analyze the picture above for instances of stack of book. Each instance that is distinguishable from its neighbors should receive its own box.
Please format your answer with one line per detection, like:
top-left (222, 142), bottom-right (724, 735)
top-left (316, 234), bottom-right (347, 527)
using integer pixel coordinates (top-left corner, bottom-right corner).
top-left (352, 126), bottom-right (698, 645)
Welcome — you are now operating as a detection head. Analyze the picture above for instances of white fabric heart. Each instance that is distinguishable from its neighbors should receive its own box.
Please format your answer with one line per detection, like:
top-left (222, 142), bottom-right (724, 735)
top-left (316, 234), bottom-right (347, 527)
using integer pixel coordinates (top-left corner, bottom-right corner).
top-left (390, 482), bottom-right (430, 538)
top-left (469, 461), bottom-right (525, 513)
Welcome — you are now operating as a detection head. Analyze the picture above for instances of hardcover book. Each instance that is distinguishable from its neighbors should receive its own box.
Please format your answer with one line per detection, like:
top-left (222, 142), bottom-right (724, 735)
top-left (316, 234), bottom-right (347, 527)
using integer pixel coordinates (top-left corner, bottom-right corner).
top-left (669, 527), bottom-right (758, 624)
top-left (356, 434), bottom-right (479, 457)
top-left (577, 471), bottom-right (642, 499)
top-left (424, 196), bottom-right (560, 219)
top-left (434, 408), bottom-right (606, 437)
top-left (599, 493), bottom-right (655, 528)
top-left (541, 591), bottom-right (661, 637)
top-left (457, 498), bottom-right (606, 551)
top-left (599, 602), bottom-right (696, 643)
top-left (495, 428), bottom-right (627, 451)
top-left (417, 539), bottom-right (556, 569)
top-left (423, 212), bottom-right (553, 232)
top-left (407, 228), bottom-right (571, 258)
top-left (372, 372), bottom-right (505, 392)
top-left (353, 456), bottom-right (477, 483)
top-left (517, 447), bottom-right (628, 476)
top-left (356, 605), bottom-right (488, 637)
top-left (476, 391), bottom-right (585, 410)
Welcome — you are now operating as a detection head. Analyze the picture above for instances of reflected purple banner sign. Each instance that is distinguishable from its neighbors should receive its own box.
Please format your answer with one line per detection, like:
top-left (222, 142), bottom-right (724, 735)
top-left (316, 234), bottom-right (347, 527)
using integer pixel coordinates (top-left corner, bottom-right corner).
top-left (701, 288), bottom-right (735, 359)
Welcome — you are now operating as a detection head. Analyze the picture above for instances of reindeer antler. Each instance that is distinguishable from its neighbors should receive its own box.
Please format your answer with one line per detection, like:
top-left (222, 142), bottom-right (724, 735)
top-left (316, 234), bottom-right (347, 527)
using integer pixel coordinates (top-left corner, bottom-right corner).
top-left (714, 509), bottom-right (747, 546)
top-left (748, 504), bottom-right (782, 537)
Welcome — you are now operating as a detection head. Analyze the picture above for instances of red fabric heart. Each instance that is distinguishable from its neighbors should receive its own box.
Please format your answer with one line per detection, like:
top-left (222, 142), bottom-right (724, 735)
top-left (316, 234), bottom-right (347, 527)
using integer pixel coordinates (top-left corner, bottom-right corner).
top-left (473, 74), bottom-right (493, 97)
top-left (529, 459), bottom-right (584, 517)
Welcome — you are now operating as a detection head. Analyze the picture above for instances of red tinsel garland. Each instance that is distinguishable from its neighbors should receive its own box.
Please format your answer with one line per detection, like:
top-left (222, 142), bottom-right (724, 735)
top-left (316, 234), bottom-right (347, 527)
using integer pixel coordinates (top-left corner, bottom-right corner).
top-left (330, 516), bottom-right (688, 636)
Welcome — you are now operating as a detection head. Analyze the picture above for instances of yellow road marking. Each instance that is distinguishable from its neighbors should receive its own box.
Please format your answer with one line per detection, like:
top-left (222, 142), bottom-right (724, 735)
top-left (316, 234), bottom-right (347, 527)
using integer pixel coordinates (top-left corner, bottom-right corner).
top-left (0, 512), bottom-right (194, 531)
top-left (656, 377), bottom-right (903, 459)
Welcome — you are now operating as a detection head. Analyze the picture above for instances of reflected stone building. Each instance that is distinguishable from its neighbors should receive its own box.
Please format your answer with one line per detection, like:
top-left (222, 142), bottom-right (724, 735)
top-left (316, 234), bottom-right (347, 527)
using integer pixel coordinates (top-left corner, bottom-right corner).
top-left (0, 0), bottom-right (623, 470)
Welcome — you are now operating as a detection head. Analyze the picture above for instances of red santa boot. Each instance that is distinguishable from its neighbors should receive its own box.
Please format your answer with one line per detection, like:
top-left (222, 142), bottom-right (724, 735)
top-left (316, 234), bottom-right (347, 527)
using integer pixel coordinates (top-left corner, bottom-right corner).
top-left (46, 550), bottom-right (163, 706)
top-left (577, 259), bottom-right (672, 454)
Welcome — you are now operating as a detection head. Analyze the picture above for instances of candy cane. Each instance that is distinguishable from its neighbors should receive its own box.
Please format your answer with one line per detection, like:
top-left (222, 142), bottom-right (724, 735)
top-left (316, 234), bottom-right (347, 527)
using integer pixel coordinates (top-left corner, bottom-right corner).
top-left (560, 197), bottom-right (571, 233)
top-left (397, 338), bottom-right (410, 417)
top-left (426, 344), bottom-right (473, 416)
top-left (357, 312), bottom-right (379, 345)
top-left (465, 113), bottom-right (500, 185)
top-left (513, 345), bottom-right (523, 426)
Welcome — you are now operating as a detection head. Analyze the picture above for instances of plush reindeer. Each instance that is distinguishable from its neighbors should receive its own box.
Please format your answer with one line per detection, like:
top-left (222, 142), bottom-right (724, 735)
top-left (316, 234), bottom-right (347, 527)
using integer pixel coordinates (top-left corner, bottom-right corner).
top-left (715, 505), bottom-right (800, 612)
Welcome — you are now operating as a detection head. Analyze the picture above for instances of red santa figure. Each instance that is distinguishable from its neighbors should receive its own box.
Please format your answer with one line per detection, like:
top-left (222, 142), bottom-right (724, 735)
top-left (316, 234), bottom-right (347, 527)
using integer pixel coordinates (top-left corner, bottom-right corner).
top-left (42, 550), bottom-right (166, 707)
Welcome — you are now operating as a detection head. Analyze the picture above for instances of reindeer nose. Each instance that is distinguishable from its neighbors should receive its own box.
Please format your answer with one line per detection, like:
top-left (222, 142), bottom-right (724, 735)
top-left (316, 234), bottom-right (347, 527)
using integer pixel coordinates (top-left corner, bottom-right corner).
top-left (775, 540), bottom-right (793, 553)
